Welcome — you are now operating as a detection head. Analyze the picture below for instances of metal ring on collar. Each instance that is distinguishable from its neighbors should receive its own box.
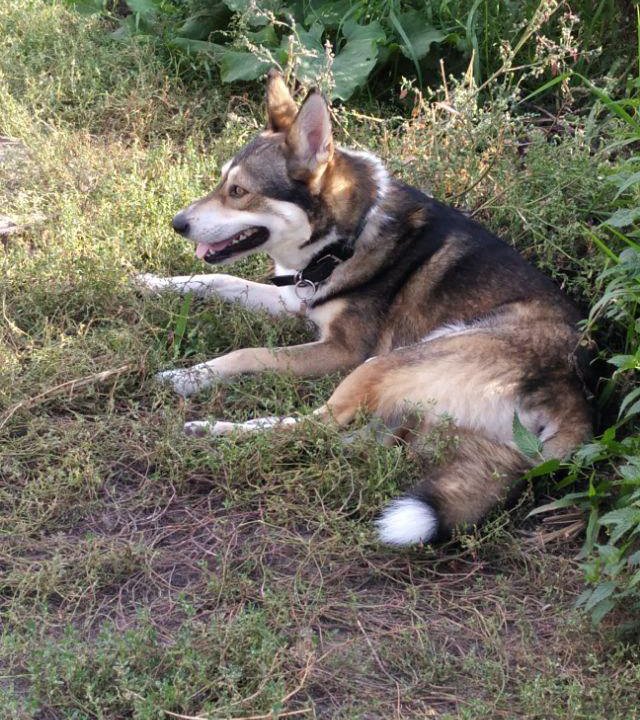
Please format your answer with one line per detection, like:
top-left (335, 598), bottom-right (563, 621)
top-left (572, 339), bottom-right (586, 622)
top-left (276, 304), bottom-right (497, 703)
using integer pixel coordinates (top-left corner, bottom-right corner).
top-left (294, 277), bottom-right (317, 299)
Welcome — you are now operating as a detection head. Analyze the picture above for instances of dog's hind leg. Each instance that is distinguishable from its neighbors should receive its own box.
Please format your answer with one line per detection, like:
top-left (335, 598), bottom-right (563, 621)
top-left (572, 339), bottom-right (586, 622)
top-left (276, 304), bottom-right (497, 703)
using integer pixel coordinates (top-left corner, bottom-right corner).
top-left (185, 415), bottom-right (302, 437)
top-left (134, 272), bottom-right (303, 315)
top-left (183, 354), bottom-right (407, 437)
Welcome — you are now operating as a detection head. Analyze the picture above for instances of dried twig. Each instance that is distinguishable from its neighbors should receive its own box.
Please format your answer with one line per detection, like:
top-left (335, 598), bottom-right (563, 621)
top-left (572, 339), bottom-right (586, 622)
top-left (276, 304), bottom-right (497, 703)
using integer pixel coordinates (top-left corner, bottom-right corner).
top-left (0, 364), bottom-right (134, 430)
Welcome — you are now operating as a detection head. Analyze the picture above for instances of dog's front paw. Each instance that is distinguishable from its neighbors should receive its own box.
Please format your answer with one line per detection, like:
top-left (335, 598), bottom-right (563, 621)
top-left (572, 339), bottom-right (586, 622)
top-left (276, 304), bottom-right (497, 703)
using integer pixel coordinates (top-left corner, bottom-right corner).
top-left (183, 420), bottom-right (236, 436)
top-left (155, 368), bottom-right (214, 397)
top-left (133, 272), bottom-right (169, 296)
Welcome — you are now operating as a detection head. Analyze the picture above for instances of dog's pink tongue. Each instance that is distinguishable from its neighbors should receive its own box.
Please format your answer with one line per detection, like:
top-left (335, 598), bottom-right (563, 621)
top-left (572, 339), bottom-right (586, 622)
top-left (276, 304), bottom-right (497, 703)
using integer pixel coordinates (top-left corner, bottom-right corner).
top-left (195, 243), bottom-right (210, 260)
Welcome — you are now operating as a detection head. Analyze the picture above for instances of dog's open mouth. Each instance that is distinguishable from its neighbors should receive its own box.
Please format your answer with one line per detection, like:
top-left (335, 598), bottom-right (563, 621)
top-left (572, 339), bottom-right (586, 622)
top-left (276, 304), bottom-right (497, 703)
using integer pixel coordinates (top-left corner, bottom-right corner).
top-left (195, 226), bottom-right (269, 264)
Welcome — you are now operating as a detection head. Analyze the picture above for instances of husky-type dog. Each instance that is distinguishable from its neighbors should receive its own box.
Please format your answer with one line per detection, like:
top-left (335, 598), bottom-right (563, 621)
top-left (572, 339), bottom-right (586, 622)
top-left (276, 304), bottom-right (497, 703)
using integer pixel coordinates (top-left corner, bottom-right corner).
top-left (138, 69), bottom-right (591, 545)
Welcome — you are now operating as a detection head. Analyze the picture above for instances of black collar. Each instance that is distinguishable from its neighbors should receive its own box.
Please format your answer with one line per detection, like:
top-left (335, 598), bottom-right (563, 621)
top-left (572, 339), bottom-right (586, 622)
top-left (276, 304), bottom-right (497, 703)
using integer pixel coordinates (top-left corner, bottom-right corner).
top-left (269, 240), bottom-right (355, 288)
top-left (268, 204), bottom-right (372, 290)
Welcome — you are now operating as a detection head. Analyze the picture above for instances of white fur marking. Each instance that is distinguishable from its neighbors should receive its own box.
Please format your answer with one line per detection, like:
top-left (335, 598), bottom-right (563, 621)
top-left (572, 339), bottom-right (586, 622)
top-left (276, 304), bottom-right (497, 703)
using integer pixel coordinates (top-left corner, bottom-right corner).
top-left (184, 416), bottom-right (298, 436)
top-left (340, 147), bottom-right (390, 203)
top-left (339, 148), bottom-right (391, 248)
top-left (376, 497), bottom-right (438, 546)
top-left (135, 273), bottom-right (303, 315)
top-left (306, 299), bottom-right (347, 338)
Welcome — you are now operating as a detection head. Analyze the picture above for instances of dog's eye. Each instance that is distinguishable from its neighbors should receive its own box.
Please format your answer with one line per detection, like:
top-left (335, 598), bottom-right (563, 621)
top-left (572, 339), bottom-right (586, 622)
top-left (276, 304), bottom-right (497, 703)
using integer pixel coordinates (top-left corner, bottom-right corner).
top-left (229, 185), bottom-right (248, 198)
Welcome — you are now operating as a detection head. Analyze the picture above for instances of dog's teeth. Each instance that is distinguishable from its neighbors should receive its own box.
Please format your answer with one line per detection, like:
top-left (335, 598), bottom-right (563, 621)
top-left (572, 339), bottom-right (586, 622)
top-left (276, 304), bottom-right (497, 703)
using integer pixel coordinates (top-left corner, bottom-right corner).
top-left (232, 228), bottom-right (255, 244)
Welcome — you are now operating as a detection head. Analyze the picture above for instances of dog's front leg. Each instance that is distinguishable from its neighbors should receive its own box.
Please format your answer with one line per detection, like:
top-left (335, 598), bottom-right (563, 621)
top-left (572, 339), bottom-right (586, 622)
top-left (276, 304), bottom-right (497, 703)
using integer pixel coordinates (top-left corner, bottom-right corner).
top-left (135, 272), bottom-right (303, 315)
top-left (157, 340), bottom-right (362, 397)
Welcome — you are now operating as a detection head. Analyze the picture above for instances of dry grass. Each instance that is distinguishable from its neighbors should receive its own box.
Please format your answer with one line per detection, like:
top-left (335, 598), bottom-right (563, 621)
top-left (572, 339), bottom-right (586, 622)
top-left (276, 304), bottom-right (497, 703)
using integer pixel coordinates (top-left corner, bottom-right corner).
top-left (1, 2), bottom-right (639, 718)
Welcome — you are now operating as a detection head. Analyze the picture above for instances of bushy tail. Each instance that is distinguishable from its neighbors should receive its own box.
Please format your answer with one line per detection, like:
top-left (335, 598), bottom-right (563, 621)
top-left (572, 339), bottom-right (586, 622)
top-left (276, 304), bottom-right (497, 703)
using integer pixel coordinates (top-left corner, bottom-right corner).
top-left (376, 430), bottom-right (531, 545)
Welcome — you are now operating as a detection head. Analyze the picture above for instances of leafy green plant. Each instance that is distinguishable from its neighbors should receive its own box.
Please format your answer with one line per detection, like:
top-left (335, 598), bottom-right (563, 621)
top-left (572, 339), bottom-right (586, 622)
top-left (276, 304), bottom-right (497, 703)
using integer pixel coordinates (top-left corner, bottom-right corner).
top-left (531, 243), bottom-right (640, 622)
top-left (521, 10), bottom-right (640, 623)
top-left (575, 235), bottom-right (640, 621)
top-left (62, 0), bottom-right (627, 100)
top-left (535, 139), bottom-right (640, 623)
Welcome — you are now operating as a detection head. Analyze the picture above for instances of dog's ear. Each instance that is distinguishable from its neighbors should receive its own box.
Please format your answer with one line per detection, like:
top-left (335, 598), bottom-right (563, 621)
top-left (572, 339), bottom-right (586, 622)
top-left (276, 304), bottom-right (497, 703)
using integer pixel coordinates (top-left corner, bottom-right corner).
top-left (266, 69), bottom-right (298, 132)
top-left (285, 89), bottom-right (333, 182)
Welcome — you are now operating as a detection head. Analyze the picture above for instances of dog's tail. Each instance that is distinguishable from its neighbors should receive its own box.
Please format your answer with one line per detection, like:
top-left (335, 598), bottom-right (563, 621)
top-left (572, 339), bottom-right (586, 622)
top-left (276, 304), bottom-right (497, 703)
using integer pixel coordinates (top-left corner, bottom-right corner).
top-left (375, 429), bottom-right (531, 545)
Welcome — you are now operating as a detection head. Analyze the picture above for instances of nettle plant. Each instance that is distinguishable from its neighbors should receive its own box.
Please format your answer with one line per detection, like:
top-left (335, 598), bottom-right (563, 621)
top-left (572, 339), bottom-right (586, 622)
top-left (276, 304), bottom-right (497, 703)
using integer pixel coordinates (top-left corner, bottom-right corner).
top-left (67, 0), bottom-right (588, 100)
top-left (571, 245), bottom-right (640, 624)
top-left (565, 70), bottom-right (640, 624)
top-left (533, 110), bottom-right (640, 623)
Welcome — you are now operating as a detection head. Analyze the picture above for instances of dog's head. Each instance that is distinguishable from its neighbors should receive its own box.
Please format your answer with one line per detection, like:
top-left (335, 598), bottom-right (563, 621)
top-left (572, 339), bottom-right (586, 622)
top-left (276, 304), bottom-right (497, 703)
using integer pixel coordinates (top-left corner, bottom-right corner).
top-left (172, 70), bottom-right (337, 268)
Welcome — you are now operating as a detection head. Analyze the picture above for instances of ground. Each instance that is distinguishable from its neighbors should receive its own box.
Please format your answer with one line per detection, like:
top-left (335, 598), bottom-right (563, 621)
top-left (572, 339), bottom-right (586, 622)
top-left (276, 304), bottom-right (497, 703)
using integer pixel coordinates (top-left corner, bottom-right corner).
top-left (1, 2), bottom-right (640, 719)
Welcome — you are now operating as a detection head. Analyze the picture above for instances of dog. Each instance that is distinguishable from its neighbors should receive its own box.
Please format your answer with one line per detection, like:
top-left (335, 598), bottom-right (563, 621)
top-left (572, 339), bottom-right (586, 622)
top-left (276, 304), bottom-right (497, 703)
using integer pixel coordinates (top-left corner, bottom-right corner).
top-left (137, 69), bottom-right (592, 545)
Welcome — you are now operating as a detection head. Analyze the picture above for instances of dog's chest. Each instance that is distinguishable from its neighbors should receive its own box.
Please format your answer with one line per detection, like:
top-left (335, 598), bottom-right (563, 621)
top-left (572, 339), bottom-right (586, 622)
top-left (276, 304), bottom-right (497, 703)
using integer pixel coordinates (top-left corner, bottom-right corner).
top-left (306, 298), bottom-right (348, 339)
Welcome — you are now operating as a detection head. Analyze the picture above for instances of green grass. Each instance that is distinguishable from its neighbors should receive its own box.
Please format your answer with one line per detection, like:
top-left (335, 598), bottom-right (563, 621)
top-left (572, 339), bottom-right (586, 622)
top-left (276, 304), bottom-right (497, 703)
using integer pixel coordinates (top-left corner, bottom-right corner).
top-left (1, 1), bottom-right (640, 718)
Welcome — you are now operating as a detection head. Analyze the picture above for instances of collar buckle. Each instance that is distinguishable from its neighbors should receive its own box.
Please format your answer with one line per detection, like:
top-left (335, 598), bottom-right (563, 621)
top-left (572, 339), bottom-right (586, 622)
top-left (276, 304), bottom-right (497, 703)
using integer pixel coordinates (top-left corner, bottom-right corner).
top-left (294, 273), bottom-right (317, 299)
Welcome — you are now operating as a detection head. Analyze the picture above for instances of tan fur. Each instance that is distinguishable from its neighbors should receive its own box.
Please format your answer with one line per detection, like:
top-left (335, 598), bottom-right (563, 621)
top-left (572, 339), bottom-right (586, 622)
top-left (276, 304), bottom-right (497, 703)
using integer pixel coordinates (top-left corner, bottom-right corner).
top-left (265, 69), bottom-right (298, 131)
top-left (146, 70), bottom-right (593, 541)
top-left (311, 320), bottom-right (591, 532)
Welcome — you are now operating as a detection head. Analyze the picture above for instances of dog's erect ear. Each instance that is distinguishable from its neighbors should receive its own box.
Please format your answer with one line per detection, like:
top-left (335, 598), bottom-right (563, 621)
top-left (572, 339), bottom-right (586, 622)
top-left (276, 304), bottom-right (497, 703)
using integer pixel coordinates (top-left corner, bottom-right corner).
top-left (285, 89), bottom-right (333, 181)
top-left (266, 68), bottom-right (298, 132)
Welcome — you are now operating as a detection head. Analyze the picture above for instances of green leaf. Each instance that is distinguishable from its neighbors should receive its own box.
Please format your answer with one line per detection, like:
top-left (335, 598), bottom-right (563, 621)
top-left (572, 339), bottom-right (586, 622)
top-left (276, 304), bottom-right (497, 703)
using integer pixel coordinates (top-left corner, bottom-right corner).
top-left (523, 458), bottom-right (561, 480)
top-left (519, 73), bottom-right (571, 104)
top-left (125, 0), bottom-right (159, 18)
top-left (222, 0), bottom-right (279, 26)
top-left (171, 37), bottom-right (224, 54)
top-left (388, 10), bottom-right (422, 86)
top-left (580, 580), bottom-right (616, 612)
top-left (619, 386), bottom-right (640, 421)
top-left (619, 458), bottom-right (640, 483)
top-left (598, 506), bottom-right (640, 544)
top-left (291, 27), bottom-right (326, 87)
top-left (246, 25), bottom-right (279, 47)
top-left (172, 294), bottom-right (193, 360)
top-left (177, 6), bottom-right (232, 40)
top-left (331, 21), bottom-right (386, 101)
top-left (573, 72), bottom-right (640, 131)
top-left (394, 9), bottom-right (446, 60)
top-left (527, 492), bottom-right (589, 517)
top-left (602, 206), bottom-right (640, 229)
top-left (304, 0), bottom-right (355, 30)
top-left (580, 506), bottom-right (600, 557)
top-left (590, 596), bottom-right (617, 624)
top-left (512, 411), bottom-right (543, 459)
top-left (219, 51), bottom-right (271, 83)
top-left (608, 353), bottom-right (640, 372)
top-left (610, 170), bottom-right (640, 198)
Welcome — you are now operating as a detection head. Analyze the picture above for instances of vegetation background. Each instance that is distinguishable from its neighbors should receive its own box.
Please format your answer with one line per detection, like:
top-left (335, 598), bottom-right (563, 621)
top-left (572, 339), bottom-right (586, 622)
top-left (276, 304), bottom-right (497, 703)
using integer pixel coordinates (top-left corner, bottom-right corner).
top-left (1, 0), bottom-right (639, 717)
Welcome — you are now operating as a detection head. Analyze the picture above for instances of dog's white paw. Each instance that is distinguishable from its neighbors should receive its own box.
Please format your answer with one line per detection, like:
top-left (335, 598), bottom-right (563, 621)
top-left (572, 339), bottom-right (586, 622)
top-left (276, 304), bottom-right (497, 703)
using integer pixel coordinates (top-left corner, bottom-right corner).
top-left (183, 416), bottom-right (299, 437)
top-left (183, 420), bottom-right (236, 436)
top-left (155, 368), bottom-right (215, 397)
top-left (133, 272), bottom-right (169, 295)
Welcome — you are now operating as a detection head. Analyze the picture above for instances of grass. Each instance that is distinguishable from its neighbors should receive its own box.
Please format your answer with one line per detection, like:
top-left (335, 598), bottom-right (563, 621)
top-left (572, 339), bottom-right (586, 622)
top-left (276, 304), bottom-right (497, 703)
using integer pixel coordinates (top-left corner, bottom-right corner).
top-left (1, 1), bottom-right (640, 718)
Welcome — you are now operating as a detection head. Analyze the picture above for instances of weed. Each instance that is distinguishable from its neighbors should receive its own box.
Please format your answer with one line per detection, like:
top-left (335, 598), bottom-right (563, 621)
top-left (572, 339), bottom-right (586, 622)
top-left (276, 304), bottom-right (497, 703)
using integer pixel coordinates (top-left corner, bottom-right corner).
top-left (62, 0), bottom-right (634, 100)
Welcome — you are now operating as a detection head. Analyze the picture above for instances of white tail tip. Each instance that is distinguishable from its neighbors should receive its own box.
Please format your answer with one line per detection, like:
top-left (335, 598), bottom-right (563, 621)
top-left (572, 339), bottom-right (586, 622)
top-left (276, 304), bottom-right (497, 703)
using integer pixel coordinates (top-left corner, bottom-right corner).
top-left (376, 497), bottom-right (438, 546)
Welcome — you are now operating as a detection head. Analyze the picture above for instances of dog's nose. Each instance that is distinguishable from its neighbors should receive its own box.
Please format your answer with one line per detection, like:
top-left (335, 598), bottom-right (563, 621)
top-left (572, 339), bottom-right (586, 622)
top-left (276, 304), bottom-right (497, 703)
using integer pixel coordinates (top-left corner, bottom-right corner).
top-left (172, 212), bottom-right (190, 236)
